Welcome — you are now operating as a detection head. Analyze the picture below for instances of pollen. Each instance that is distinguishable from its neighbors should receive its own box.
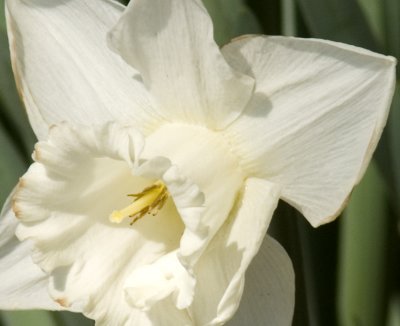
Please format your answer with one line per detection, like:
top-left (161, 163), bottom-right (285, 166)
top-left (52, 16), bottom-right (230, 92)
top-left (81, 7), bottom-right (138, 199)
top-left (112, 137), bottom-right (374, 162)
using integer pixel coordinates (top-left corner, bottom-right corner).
top-left (109, 181), bottom-right (169, 225)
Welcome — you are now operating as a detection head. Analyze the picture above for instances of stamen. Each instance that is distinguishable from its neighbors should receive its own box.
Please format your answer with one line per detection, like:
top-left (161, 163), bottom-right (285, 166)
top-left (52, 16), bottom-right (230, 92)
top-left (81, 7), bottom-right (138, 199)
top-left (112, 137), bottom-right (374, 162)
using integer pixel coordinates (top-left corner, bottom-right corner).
top-left (109, 181), bottom-right (169, 225)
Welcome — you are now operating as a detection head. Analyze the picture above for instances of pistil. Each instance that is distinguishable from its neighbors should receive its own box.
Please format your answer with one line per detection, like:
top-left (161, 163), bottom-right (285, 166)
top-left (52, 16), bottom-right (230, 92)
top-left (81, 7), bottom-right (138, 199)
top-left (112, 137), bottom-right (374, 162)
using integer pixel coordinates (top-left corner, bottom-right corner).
top-left (110, 181), bottom-right (169, 225)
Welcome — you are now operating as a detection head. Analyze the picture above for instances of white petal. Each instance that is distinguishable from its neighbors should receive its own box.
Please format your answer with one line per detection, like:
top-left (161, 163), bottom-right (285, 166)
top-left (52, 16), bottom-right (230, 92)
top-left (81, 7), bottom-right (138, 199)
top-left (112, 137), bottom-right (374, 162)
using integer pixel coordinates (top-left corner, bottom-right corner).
top-left (124, 251), bottom-right (196, 311)
top-left (142, 123), bottom-right (244, 265)
top-left (189, 178), bottom-right (286, 325)
top-left (6, 0), bottom-right (161, 140)
top-left (108, 0), bottom-right (254, 129)
top-left (230, 236), bottom-right (295, 326)
top-left (0, 191), bottom-right (60, 310)
top-left (223, 36), bottom-right (396, 226)
top-left (14, 123), bottom-right (185, 322)
top-left (13, 122), bottom-right (243, 325)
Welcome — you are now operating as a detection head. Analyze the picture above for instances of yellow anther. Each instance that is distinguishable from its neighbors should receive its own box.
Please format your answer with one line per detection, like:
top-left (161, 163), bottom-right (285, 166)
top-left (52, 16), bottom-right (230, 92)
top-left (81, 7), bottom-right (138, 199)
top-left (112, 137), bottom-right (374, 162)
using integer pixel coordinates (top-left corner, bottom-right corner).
top-left (110, 181), bottom-right (169, 225)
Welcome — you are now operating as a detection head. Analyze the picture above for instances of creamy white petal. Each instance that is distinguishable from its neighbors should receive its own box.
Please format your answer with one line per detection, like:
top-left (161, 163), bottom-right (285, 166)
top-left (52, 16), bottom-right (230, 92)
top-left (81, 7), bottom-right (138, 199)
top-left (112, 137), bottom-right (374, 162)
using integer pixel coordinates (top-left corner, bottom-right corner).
top-left (108, 0), bottom-right (254, 129)
top-left (124, 251), bottom-right (196, 311)
top-left (6, 0), bottom-right (161, 140)
top-left (142, 123), bottom-right (244, 266)
top-left (14, 122), bottom-right (244, 324)
top-left (0, 191), bottom-right (60, 310)
top-left (189, 178), bottom-right (286, 325)
top-left (230, 236), bottom-right (295, 326)
top-left (14, 123), bottom-right (185, 322)
top-left (223, 36), bottom-right (396, 226)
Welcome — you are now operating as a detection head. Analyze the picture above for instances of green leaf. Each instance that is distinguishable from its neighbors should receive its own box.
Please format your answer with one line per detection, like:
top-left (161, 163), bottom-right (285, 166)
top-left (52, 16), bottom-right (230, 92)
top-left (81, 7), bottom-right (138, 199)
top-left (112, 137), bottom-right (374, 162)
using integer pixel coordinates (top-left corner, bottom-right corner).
top-left (1, 311), bottom-right (56, 326)
top-left (269, 202), bottom-right (341, 326)
top-left (388, 295), bottom-right (400, 326)
top-left (246, 0), bottom-right (282, 35)
top-left (295, 0), bottom-right (378, 50)
top-left (281, 0), bottom-right (297, 36)
top-left (388, 84), bottom-right (400, 204)
top-left (0, 0), bottom-right (36, 160)
top-left (357, 0), bottom-right (385, 46)
top-left (0, 124), bottom-right (25, 206)
top-left (338, 161), bottom-right (389, 326)
top-left (52, 312), bottom-right (94, 326)
top-left (202, 0), bottom-right (261, 46)
top-left (383, 0), bottom-right (400, 73)
top-left (268, 204), bottom-right (312, 326)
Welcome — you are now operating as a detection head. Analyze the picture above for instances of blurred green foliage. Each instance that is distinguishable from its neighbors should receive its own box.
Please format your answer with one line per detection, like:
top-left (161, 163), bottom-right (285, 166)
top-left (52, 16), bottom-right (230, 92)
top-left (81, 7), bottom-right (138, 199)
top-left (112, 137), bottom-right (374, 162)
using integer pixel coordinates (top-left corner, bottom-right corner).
top-left (339, 162), bottom-right (389, 326)
top-left (0, 0), bottom-right (399, 325)
top-left (0, 0), bottom-right (36, 163)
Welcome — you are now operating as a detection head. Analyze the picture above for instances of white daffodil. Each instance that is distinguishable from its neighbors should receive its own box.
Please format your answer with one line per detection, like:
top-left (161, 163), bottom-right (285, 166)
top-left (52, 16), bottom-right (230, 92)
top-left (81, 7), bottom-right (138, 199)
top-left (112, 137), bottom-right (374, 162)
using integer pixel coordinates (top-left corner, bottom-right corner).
top-left (0, 0), bottom-right (396, 325)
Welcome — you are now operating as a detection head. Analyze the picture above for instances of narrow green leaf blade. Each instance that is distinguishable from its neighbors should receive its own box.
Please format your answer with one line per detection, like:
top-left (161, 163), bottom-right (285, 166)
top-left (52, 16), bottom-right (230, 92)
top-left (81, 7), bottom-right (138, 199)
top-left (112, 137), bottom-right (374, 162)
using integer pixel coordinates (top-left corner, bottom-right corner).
top-left (388, 295), bottom-right (400, 326)
top-left (295, 0), bottom-right (378, 50)
top-left (357, 0), bottom-right (385, 46)
top-left (281, 0), bottom-right (296, 36)
top-left (383, 0), bottom-right (400, 73)
top-left (1, 311), bottom-right (56, 326)
top-left (52, 312), bottom-right (94, 326)
top-left (388, 84), bottom-right (400, 204)
top-left (0, 123), bottom-right (25, 205)
top-left (338, 162), bottom-right (389, 326)
top-left (202, 0), bottom-right (261, 46)
top-left (0, 0), bottom-right (36, 159)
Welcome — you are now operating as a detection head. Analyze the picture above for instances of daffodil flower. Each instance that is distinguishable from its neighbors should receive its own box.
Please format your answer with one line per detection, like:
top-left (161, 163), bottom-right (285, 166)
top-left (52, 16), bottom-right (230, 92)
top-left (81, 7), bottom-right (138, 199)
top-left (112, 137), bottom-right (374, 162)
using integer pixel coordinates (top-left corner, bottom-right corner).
top-left (0, 0), bottom-right (396, 325)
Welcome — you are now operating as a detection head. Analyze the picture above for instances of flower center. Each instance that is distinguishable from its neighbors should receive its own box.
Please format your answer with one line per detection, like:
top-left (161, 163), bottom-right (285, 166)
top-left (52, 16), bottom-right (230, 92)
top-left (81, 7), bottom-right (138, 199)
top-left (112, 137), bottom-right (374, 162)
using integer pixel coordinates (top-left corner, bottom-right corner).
top-left (109, 181), bottom-right (169, 225)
